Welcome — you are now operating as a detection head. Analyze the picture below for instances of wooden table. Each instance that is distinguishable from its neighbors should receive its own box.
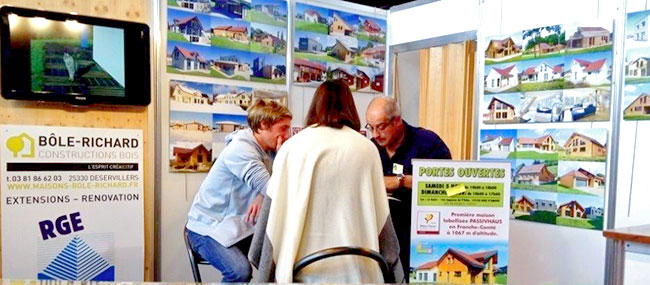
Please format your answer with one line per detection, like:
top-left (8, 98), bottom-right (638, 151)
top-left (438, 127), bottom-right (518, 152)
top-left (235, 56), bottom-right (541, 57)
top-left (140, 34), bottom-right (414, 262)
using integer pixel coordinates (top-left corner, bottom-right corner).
top-left (603, 224), bottom-right (650, 285)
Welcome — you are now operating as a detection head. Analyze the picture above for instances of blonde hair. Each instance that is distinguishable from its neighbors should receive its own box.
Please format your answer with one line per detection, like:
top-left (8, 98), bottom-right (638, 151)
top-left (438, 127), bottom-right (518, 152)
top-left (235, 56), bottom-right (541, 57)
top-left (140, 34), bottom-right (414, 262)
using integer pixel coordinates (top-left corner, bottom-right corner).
top-left (247, 99), bottom-right (292, 133)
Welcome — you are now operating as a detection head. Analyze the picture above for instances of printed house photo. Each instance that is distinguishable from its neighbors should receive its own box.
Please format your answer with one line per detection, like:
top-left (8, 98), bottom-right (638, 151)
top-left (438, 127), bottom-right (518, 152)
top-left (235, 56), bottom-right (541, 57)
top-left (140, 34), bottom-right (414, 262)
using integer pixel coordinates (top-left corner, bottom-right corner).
top-left (357, 40), bottom-right (386, 68)
top-left (327, 62), bottom-right (357, 88)
top-left (357, 16), bottom-right (387, 44)
top-left (211, 113), bottom-right (248, 160)
top-left (479, 129), bottom-right (517, 159)
top-left (484, 56), bottom-right (564, 94)
top-left (626, 10), bottom-right (650, 47)
top-left (252, 89), bottom-right (288, 106)
top-left (624, 48), bottom-right (650, 84)
top-left (293, 58), bottom-right (327, 85)
top-left (211, 0), bottom-right (251, 19)
top-left (295, 3), bottom-right (330, 35)
top-left (167, 9), bottom-right (213, 45)
top-left (511, 129), bottom-right (559, 160)
top-left (169, 111), bottom-right (214, 172)
top-left (519, 25), bottom-right (566, 61)
top-left (250, 23), bottom-right (287, 54)
top-left (555, 193), bottom-right (604, 230)
top-left (170, 0), bottom-right (213, 13)
top-left (166, 42), bottom-right (214, 76)
top-left (293, 31), bottom-right (358, 64)
top-left (209, 16), bottom-right (251, 51)
top-left (410, 241), bottom-right (508, 284)
top-left (485, 34), bottom-right (523, 64)
top-left (250, 52), bottom-right (286, 84)
top-left (482, 93), bottom-right (522, 124)
top-left (247, 0), bottom-right (287, 27)
top-left (557, 161), bottom-right (606, 196)
top-left (356, 66), bottom-right (384, 93)
top-left (511, 189), bottom-right (558, 225)
top-left (564, 23), bottom-right (612, 54)
top-left (28, 18), bottom-right (125, 97)
top-left (564, 51), bottom-right (612, 89)
top-left (512, 159), bottom-right (558, 192)
top-left (169, 80), bottom-right (253, 112)
top-left (554, 128), bottom-right (607, 162)
top-left (623, 83), bottom-right (650, 120)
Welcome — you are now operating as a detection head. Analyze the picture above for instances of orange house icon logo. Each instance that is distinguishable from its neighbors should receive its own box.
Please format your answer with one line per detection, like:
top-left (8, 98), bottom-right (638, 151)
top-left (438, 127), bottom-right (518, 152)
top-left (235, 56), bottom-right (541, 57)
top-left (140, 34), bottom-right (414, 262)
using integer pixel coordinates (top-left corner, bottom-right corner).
top-left (6, 133), bottom-right (35, 158)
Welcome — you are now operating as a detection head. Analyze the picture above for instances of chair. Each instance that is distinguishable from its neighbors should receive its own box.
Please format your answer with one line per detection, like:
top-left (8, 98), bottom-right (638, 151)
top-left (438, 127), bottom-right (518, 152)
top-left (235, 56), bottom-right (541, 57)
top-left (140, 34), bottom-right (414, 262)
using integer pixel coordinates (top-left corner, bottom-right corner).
top-left (293, 246), bottom-right (395, 283)
top-left (183, 226), bottom-right (211, 282)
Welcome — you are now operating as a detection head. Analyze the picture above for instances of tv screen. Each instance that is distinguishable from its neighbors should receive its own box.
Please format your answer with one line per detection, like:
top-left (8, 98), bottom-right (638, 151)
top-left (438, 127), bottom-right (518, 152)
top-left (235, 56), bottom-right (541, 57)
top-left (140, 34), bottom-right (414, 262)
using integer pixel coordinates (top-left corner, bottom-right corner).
top-left (1, 7), bottom-right (150, 105)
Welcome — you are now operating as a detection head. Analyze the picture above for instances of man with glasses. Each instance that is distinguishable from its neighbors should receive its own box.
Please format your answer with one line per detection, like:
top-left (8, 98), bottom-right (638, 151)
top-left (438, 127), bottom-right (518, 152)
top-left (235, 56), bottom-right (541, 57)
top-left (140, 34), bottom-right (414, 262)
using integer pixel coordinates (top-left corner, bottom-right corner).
top-left (365, 96), bottom-right (451, 279)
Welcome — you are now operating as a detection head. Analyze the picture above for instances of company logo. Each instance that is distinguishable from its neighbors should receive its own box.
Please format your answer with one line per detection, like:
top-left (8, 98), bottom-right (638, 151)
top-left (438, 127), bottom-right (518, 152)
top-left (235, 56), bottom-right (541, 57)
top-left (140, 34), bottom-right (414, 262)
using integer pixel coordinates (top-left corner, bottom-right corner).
top-left (417, 211), bottom-right (440, 235)
top-left (38, 236), bottom-right (115, 281)
top-left (6, 132), bottom-right (35, 158)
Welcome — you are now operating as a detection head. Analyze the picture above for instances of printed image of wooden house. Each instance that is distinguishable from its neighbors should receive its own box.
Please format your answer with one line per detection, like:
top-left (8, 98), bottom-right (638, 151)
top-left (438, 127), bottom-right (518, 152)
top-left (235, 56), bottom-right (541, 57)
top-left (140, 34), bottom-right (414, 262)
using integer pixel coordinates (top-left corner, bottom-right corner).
top-left (360, 45), bottom-right (386, 67)
top-left (260, 34), bottom-right (283, 48)
top-left (557, 200), bottom-right (586, 218)
top-left (362, 18), bottom-right (382, 36)
top-left (213, 0), bottom-right (249, 19)
top-left (521, 62), bottom-right (560, 83)
top-left (568, 58), bottom-right (608, 85)
top-left (176, 0), bottom-right (211, 13)
top-left (436, 249), bottom-right (498, 284)
top-left (329, 39), bottom-right (355, 63)
top-left (171, 46), bottom-right (209, 71)
top-left (212, 25), bottom-right (249, 43)
top-left (485, 65), bottom-right (519, 92)
top-left (535, 199), bottom-right (557, 212)
top-left (624, 94), bottom-right (650, 116)
top-left (413, 261), bottom-right (439, 282)
top-left (486, 97), bottom-right (516, 121)
top-left (625, 57), bottom-right (650, 77)
top-left (514, 196), bottom-right (534, 213)
top-left (517, 134), bottom-right (557, 151)
top-left (632, 14), bottom-right (650, 41)
top-left (304, 10), bottom-right (325, 24)
top-left (356, 69), bottom-right (371, 90)
top-left (294, 59), bottom-right (326, 83)
top-left (169, 16), bottom-right (209, 44)
top-left (171, 84), bottom-right (210, 105)
top-left (586, 206), bottom-right (604, 219)
top-left (372, 73), bottom-right (384, 92)
top-left (331, 67), bottom-right (355, 86)
top-left (213, 55), bottom-right (251, 80)
top-left (170, 121), bottom-right (212, 131)
top-left (214, 121), bottom-right (245, 133)
top-left (481, 135), bottom-right (515, 152)
top-left (568, 27), bottom-right (611, 49)
top-left (559, 168), bottom-right (605, 189)
top-left (214, 91), bottom-right (251, 109)
top-left (485, 37), bottom-right (521, 59)
top-left (172, 144), bottom-right (211, 170)
top-left (298, 37), bottom-right (323, 53)
top-left (329, 13), bottom-right (353, 36)
top-left (563, 132), bottom-right (606, 158)
top-left (516, 164), bottom-right (555, 185)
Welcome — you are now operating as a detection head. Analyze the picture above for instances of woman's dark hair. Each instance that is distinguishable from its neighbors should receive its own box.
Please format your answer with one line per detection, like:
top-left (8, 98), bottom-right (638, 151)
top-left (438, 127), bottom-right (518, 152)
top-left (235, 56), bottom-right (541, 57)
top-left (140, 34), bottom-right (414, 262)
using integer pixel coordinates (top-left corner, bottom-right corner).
top-left (305, 79), bottom-right (361, 131)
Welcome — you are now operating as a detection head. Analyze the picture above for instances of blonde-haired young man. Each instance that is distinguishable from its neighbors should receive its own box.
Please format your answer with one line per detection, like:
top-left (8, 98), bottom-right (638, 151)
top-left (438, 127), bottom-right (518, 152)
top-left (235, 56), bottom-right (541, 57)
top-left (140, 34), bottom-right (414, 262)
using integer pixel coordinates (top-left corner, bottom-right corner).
top-left (186, 100), bottom-right (291, 282)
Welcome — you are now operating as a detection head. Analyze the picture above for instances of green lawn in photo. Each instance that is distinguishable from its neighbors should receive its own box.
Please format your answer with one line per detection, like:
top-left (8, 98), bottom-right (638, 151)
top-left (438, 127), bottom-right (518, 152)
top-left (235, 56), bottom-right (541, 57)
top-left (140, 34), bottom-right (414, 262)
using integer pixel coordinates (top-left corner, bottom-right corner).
top-left (624, 115), bottom-right (650, 120)
top-left (495, 274), bottom-right (508, 284)
top-left (519, 51), bottom-right (565, 61)
top-left (517, 80), bottom-right (565, 92)
top-left (548, 165), bottom-right (558, 176)
top-left (511, 182), bottom-right (557, 192)
top-left (480, 150), bottom-right (489, 155)
top-left (508, 151), bottom-right (558, 160)
top-left (357, 33), bottom-right (386, 44)
top-left (556, 217), bottom-right (598, 230)
top-left (565, 44), bottom-right (612, 56)
top-left (168, 0), bottom-right (179, 7)
top-left (353, 56), bottom-right (369, 67)
top-left (210, 68), bottom-right (248, 81)
top-left (249, 10), bottom-right (287, 27)
top-left (210, 36), bottom-right (250, 51)
top-left (294, 51), bottom-right (344, 64)
top-left (250, 41), bottom-right (285, 54)
top-left (167, 66), bottom-right (213, 78)
top-left (295, 20), bottom-right (328, 34)
top-left (557, 185), bottom-right (596, 195)
top-left (625, 77), bottom-right (650, 84)
top-left (30, 40), bottom-right (45, 91)
top-left (251, 77), bottom-right (286, 84)
top-left (516, 210), bottom-right (557, 224)
top-left (557, 152), bottom-right (606, 162)
top-left (564, 81), bottom-right (610, 90)
top-left (167, 31), bottom-right (189, 43)
top-left (485, 54), bottom-right (523, 65)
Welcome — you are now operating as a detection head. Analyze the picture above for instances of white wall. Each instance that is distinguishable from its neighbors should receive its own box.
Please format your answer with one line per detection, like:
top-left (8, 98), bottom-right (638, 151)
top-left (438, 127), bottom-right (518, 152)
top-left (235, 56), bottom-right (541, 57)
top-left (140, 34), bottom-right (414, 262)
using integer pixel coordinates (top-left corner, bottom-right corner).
top-left (396, 50), bottom-right (420, 127)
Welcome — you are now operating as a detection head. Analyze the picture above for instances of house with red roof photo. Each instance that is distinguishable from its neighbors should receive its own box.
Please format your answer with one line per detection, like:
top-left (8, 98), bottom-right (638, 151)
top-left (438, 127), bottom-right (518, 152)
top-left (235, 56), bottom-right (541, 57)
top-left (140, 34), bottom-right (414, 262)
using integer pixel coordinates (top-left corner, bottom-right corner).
top-left (413, 249), bottom-right (499, 284)
top-left (568, 58), bottom-right (609, 85)
top-left (485, 64), bottom-right (519, 93)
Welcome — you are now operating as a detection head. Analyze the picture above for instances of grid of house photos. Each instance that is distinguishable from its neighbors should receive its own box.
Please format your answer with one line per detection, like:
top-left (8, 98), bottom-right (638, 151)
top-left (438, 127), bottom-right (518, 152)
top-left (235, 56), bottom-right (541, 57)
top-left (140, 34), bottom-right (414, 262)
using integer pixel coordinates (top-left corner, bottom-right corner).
top-left (624, 10), bottom-right (650, 120)
top-left (293, 2), bottom-right (386, 93)
top-left (483, 22), bottom-right (613, 124)
top-left (167, 0), bottom-right (287, 84)
top-left (169, 79), bottom-right (288, 173)
top-left (479, 128), bottom-right (608, 230)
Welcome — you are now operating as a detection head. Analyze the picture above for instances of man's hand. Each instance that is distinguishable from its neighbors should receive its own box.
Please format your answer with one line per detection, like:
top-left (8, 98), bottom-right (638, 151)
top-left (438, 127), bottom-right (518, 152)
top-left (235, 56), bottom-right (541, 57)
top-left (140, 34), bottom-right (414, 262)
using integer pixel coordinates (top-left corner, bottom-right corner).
top-left (384, 176), bottom-right (400, 193)
top-left (275, 136), bottom-right (285, 152)
top-left (403, 175), bottom-right (412, 189)
top-left (245, 194), bottom-right (264, 225)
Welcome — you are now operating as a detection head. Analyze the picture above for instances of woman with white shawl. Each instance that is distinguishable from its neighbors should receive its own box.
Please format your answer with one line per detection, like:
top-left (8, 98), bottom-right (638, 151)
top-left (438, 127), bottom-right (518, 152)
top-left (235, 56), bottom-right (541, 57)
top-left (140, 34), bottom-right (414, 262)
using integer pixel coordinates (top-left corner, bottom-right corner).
top-left (249, 79), bottom-right (404, 283)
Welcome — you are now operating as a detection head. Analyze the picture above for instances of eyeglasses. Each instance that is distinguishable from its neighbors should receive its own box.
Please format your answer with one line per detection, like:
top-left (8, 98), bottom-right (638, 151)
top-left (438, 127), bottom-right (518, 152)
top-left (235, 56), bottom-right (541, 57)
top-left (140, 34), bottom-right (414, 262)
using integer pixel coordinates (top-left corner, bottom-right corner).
top-left (365, 117), bottom-right (394, 132)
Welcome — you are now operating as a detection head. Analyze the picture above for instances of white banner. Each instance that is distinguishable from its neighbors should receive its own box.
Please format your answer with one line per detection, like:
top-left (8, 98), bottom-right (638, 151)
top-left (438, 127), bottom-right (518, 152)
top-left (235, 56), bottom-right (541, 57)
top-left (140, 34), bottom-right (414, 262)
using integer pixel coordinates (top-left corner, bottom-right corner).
top-left (1, 125), bottom-right (143, 281)
top-left (410, 160), bottom-right (510, 284)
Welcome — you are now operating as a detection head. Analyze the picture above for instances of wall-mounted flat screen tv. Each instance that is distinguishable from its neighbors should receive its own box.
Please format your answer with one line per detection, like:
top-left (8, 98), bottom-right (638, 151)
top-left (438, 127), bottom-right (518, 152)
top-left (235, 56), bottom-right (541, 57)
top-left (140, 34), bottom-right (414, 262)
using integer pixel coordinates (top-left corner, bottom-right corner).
top-left (0, 6), bottom-right (150, 105)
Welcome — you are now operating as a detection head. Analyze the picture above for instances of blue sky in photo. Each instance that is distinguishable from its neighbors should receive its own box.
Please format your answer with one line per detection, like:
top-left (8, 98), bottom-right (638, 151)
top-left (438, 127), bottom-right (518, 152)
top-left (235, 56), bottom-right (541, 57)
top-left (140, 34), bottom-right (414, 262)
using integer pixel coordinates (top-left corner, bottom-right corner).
top-left (623, 83), bottom-right (650, 107)
top-left (558, 160), bottom-right (606, 177)
top-left (213, 84), bottom-right (253, 95)
top-left (625, 47), bottom-right (650, 63)
top-left (252, 0), bottom-right (287, 16)
top-left (211, 16), bottom-right (251, 30)
top-left (214, 46), bottom-right (256, 63)
top-left (564, 50), bottom-right (613, 68)
top-left (170, 111), bottom-right (213, 125)
top-left (485, 56), bottom-right (565, 74)
top-left (171, 80), bottom-right (214, 95)
top-left (512, 188), bottom-right (557, 203)
top-left (358, 15), bottom-right (386, 32)
top-left (486, 31), bottom-right (523, 46)
top-left (213, 113), bottom-right (248, 125)
top-left (516, 128), bottom-right (551, 140)
top-left (330, 9), bottom-right (359, 27)
top-left (294, 30), bottom-right (328, 48)
top-left (167, 8), bottom-right (213, 30)
top-left (556, 193), bottom-right (604, 209)
top-left (410, 239), bottom-right (509, 268)
top-left (295, 3), bottom-right (330, 20)
top-left (250, 51), bottom-right (286, 66)
top-left (480, 129), bottom-right (517, 142)
top-left (251, 22), bottom-right (287, 40)
top-left (484, 93), bottom-right (522, 112)
top-left (626, 10), bottom-right (650, 33)
top-left (548, 128), bottom-right (607, 146)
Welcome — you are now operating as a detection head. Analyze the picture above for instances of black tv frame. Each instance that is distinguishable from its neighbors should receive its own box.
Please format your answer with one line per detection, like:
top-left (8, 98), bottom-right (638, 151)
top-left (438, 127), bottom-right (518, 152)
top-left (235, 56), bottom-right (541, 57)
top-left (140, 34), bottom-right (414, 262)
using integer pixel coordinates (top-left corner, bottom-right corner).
top-left (0, 6), bottom-right (151, 106)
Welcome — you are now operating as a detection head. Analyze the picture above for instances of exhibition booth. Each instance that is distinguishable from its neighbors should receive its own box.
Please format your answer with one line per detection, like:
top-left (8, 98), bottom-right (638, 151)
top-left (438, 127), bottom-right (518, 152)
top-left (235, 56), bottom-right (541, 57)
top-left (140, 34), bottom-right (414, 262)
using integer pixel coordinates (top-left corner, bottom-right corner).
top-left (0, 0), bottom-right (649, 284)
